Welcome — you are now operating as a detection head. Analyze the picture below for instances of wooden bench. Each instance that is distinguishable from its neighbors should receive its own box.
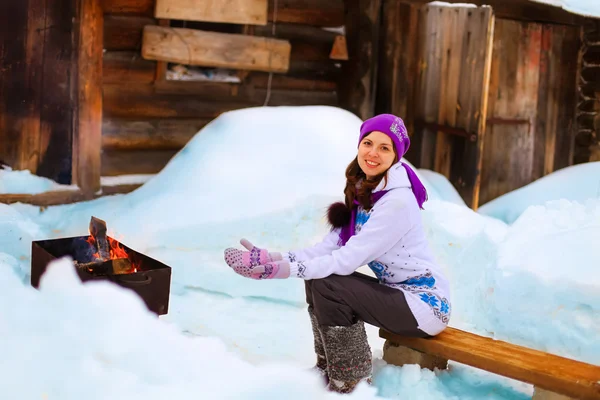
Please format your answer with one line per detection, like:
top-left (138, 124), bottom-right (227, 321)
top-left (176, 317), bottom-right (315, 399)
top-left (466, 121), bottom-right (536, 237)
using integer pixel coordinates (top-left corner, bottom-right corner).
top-left (380, 328), bottom-right (600, 400)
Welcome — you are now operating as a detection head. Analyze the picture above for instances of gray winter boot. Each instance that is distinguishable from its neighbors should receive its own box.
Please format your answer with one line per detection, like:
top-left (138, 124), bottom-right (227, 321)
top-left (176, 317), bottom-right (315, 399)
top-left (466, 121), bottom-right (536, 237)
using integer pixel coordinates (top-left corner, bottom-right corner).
top-left (320, 320), bottom-right (373, 394)
top-left (308, 307), bottom-right (329, 383)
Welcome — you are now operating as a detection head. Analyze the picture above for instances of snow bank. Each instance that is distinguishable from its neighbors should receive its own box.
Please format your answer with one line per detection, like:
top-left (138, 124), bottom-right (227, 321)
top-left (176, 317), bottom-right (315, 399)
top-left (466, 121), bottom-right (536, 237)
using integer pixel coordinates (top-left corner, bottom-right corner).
top-left (478, 162), bottom-right (600, 224)
top-left (0, 257), bottom-right (378, 400)
top-left (0, 167), bottom-right (77, 194)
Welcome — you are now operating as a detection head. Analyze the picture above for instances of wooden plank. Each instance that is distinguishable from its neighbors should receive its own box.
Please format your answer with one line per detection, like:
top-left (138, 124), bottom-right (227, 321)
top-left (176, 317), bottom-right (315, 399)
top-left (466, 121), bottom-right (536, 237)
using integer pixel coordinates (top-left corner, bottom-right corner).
top-left (380, 328), bottom-right (600, 400)
top-left (102, 118), bottom-right (210, 150)
top-left (142, 26), bottom-right (291, 73)
top-left (101, 0), bottom-right (345, 26)
top-left (375, 2), bottom-right (419, 127)
top-left (434, 7), bottom-right (468, 177)
top-left (0, 185), bottom-right (143, 206)
top-left (104, 15), bottom-right (155, 51)
top-left (450, 7), bottom-right (495, 209)
top-left (0, 190), bottom-right (87, 206)
top-left (415, 5), bottom-right (443, 170)
top-left (269, 0), bottom-right (345, 27)
top-left (101, 149), bottom-right (178, 176)
top-left (101, 0), bottom-right (154, 15)
top-left (338, 0), bottom-right (381, 120)
top-left (549, 25), bottom-right (580, 172)
top-left (103, 51), bottom-right (157, 84)
top-left (480, 19), bottom-right (542, 205)
top-left (155, 0), bottom-right (268, 25)
top-left (74, 0), bottom-right (103, 196)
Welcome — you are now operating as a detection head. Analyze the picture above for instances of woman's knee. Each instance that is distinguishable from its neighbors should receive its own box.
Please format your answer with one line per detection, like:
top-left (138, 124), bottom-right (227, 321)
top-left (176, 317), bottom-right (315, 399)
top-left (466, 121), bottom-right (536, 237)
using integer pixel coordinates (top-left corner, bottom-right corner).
top-left (310, 274), bottom-right (346, 295)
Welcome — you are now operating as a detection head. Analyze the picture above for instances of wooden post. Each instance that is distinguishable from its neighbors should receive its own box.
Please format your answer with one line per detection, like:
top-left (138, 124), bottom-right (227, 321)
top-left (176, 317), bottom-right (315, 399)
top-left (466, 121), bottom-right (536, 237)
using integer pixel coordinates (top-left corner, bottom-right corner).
top-left (73, 0), bottom-right (103, 197)
top-left (338, 0), bottom-right (382, 120)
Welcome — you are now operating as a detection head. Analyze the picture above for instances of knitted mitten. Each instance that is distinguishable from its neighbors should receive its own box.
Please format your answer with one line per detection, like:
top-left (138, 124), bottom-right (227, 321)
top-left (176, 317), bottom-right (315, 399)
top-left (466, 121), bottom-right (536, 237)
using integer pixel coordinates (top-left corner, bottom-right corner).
top-left (320, 321), bottom-right (373, 394)
top-left (308, 307), bottom-right (328, 384)
top-left (251, 261), bottom-right (290, 279)
top-left (224, 239), bottom-right (282, 268)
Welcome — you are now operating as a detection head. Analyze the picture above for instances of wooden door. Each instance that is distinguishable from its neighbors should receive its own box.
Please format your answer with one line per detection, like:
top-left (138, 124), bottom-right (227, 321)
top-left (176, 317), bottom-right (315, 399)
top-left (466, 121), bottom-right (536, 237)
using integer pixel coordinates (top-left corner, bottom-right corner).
top-left (479, 20), bottom-right (580, 205)
top-left (412, 4), bottom-right (495, 209)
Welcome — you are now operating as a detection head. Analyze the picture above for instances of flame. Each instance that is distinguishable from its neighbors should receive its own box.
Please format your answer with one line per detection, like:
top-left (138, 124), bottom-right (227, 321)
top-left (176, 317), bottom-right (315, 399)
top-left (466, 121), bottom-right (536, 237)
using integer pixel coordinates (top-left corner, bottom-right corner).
top-left (86, 233), bottom-right (141, 273)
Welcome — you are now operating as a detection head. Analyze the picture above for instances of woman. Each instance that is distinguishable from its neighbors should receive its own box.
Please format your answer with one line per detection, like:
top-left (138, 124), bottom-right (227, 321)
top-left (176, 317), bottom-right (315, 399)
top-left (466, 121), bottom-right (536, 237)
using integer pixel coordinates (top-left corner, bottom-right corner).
top-left (224, 114), bottom-right (451, 394)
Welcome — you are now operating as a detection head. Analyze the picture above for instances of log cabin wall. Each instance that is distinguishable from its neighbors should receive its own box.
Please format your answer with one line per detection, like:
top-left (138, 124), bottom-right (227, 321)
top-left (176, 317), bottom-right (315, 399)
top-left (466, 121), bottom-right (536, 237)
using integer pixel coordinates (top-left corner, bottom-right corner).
top-left (577, 19), bottom-right (600, 163)
top-left (100, 0), bottom-right (346, 176)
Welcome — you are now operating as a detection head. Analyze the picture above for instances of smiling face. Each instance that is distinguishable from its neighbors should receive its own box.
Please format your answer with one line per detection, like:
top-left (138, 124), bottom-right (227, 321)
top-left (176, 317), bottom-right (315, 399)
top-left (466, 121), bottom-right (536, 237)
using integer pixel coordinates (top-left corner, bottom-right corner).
top-left (357, 131), bottom-right (397, 179)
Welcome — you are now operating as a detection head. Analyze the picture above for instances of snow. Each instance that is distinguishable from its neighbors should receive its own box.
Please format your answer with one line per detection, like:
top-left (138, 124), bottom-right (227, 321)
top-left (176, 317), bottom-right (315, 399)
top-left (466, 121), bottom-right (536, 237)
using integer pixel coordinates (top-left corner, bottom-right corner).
top-left (1, 105), bottom-right (599, 399)
top-left (100, 174), bottom-right (156, 186)
top-left (0, 166), bottom-right (78, 194)
top-left (478, 162), bottom-right (600, 224)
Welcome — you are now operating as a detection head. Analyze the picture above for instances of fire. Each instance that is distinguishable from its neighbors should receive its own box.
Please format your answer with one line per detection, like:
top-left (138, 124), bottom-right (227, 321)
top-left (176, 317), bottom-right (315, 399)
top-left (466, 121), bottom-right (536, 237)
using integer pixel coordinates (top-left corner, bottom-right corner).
top-left (86, 234), bottom-right (141, 273)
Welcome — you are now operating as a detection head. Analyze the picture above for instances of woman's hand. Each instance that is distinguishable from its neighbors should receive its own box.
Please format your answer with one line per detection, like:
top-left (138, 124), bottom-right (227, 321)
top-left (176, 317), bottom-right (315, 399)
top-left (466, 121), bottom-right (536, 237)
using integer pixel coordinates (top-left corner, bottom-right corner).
top-left (224, 239), bottom-right (286, 279)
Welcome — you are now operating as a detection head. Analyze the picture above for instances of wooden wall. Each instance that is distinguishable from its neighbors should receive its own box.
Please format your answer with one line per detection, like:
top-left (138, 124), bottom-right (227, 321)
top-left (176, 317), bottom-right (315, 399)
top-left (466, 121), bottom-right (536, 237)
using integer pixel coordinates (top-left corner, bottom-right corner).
top-left (576, 19), bottom-right (600, 163)
top-left (376, 1), bottom-right (584, 207)
top-left (0, 0), bottom-right (78, 184)
top-left (100, 0), bottom-right (346, 176)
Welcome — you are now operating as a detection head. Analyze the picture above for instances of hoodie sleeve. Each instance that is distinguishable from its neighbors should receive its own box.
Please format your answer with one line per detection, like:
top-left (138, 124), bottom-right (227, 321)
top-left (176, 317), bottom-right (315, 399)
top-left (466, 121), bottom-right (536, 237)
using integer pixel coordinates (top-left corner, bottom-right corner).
top-left (288, 190), bottom-right (413, 280)
top-left (280, 228), bottom-right (341, 263)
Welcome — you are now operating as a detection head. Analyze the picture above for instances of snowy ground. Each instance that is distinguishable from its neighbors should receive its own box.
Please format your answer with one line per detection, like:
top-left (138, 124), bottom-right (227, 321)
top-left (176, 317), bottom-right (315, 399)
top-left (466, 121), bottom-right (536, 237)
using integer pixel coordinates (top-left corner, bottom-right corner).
top-left (1, 106), bottom-right (599, 399)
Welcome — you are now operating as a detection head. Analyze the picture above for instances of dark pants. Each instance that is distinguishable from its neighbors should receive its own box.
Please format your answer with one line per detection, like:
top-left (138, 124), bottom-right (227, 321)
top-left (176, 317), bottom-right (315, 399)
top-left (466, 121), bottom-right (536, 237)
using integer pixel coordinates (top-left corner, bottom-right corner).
top-left (305, 272), bottom-right (430, 338)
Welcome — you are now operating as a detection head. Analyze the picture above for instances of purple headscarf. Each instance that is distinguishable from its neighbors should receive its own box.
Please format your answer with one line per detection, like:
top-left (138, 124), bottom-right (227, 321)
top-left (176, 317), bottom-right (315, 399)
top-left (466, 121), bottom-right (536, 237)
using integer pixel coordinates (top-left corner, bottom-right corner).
top-left (337, 114), bottom-right (428, 246)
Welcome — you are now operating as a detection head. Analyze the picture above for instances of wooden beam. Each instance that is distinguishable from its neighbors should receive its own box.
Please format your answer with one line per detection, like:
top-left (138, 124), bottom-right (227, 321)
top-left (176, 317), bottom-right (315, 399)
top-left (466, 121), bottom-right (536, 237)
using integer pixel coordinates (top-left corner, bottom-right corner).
top-left (269, 0), bottom-right (345, 27)
top-left (103, 51), bottom-right (156, 84)
top-left (102, 118), bottom-right (210, 150)
top-left (380, 328), bottom-right (600, 400)
top-left (253, 22), bottom-right (338, 44)
top-left (142, 26), bottom-right (291, 73)
top-left (155, 0), bottom-right (268, 25)
top-left (247, 73), bottom-right (337, 91)
top-left (101, 0), bottom-right (154, 15)
top-left (0, 185), bottom-right (143, 206)
top-left (74, 0), bottom-right (103, 197)
top-left (103, 84), bottom-right (252, 119)
top-left (104, 15), bottom-right (155, 51)
top-left (101, 149), bottom-right (178, 176)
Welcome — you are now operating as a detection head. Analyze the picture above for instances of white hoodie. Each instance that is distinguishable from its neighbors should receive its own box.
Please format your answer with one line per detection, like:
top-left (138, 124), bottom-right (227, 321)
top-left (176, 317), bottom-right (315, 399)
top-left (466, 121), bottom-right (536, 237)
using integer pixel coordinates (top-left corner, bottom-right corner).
top-left (284, 163), bottom-right (451, 336)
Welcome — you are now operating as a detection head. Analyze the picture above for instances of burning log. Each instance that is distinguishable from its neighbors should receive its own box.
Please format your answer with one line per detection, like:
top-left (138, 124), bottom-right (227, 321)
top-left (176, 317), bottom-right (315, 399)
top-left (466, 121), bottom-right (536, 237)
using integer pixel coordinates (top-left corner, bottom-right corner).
top-left (76, 216), bottom-right (137, 275)
top-left (89, 216), bottom-right (110, 261)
